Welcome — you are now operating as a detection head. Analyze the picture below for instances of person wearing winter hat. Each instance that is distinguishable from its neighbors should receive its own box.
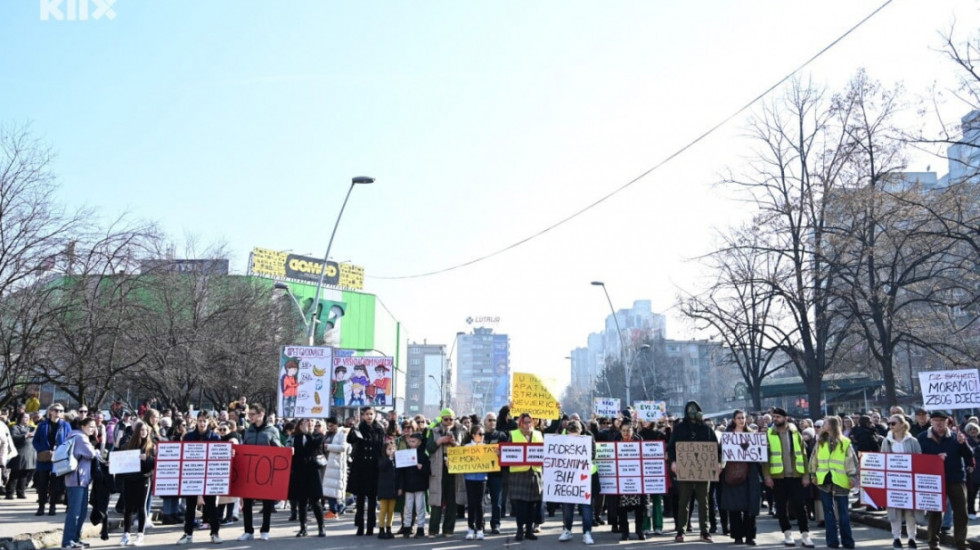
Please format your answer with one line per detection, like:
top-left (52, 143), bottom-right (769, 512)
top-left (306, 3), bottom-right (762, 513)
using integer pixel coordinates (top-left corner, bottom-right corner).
top-left (426, 408), bottom-right (464, 537)
top-left (667, 401), bottom-right (720, 543)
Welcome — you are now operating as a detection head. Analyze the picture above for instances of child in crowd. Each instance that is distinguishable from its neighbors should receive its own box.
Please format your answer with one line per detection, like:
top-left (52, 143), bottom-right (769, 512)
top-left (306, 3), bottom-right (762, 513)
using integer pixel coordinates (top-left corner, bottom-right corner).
top-left (377, 442), bottom-right (399, 539)
top-left (399, 432), bottom-right (431, 538)
top-left (463, 424), bottom-right (488, 540)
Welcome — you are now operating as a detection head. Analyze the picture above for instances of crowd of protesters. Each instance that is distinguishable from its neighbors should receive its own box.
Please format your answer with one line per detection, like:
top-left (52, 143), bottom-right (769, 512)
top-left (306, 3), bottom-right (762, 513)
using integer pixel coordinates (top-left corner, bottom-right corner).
top-left (2, 394), bottom-right (980, 550)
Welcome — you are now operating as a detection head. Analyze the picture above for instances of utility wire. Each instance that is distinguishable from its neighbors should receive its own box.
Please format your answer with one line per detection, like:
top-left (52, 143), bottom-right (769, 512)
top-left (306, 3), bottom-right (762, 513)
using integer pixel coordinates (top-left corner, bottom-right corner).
top-left (372, 0), bottom-right (895, 280)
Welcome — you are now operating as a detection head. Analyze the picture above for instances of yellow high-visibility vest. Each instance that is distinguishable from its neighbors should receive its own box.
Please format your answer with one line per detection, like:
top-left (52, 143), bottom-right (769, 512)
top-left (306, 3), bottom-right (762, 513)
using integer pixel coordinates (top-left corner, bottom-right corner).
top-left (510, 429), bottom-right (543, 473)
top-left (767, 428), bottom-right (806, 475)
top-left (814, 436), bottom-right (851, 489)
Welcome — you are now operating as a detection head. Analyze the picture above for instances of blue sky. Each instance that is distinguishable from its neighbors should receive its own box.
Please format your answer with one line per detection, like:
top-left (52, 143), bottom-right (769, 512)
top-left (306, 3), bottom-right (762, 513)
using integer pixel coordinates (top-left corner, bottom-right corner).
top-left (2, 0), bottom-right (979, 397)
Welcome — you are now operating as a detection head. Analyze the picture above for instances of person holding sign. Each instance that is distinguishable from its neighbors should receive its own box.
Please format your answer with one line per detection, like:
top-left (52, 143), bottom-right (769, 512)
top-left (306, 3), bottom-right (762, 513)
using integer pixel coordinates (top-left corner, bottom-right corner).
top-left (719, 410), bottom-right (763, 546)
top-left (425, 408), bottom-right (465, 537)
top-left (462, 425), bottom-right (489, 540)
top-left (611, 420), bottom-right (648, 542)
top-left (763, 407), bottom-right (814, 548)
top-left (667, 400), bottom-right (719, 544)
top-left (809, 417), bottom-right (858, 550)
top-left (289, 419), bottom-right (326, 538)
top-left (510, 412), bottom-right (544, 542)
top-left (881, 414), bottom-right (921, 549)
top-left (177, 413), bottom-right (222, 545)
top-left (918, 410), bottom-right (973, 550)
top-left (398, 433), bottom-right (430, 538)
top-left (557, 420), bottom-right (595, 545)
top-left (237, 404), bottom-right (282, 542)
top-left (118, 421), bottom-right (156, 546)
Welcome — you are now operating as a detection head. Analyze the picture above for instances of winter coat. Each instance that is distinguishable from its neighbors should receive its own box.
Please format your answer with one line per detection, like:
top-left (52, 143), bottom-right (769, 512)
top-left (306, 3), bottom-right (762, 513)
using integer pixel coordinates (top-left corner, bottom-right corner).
top-left (347, 421), bottom-right (385, 496)
top-left (241, 422), bottom-right (282, 447)
top-left (719, 428), bottom-right (763, 515)
top-left (377, 455), bottom-right (399, 500)
top-left (289, 433), bottom-right (325, 501)
top-left (918, 427), bottom-right (974, 484)
top-left (850, 425), bottom-right (881, 453)
top-left (9, 423), bottom-right (36, 471)
top-left (425, 421), bottom-right (466, 506)
top-left (321, 428), bottom-right (350, 500)
top-left (63, 429), bottom-right (98, 488)
top-left (398, 446), bottom-right (430, 493)
top-left (32, 418), bottom-right (71, 473)
top-left (666, 401), bottom-right (720, 463)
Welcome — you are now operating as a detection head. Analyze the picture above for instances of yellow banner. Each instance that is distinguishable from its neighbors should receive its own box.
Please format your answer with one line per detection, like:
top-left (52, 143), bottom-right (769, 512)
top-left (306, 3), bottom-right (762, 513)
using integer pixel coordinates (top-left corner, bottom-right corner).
top-left (250, 247), bottom-right (364, 290)
top-left (447, 445), bottom-right (501, 474)
top-left (512, 372), bottom-right (560, 419)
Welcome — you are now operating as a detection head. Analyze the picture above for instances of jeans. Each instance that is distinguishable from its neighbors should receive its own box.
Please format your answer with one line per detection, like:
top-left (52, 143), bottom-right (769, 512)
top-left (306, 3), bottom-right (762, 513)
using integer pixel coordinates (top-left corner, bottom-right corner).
top-left (487, 474), bottom-right (503, 528)
top-left (562, 503), bottom-right (593, 533)
top-left (819, 491), bottom-right (853, 548)
top-left (62, 486), bottom-right (89, 547)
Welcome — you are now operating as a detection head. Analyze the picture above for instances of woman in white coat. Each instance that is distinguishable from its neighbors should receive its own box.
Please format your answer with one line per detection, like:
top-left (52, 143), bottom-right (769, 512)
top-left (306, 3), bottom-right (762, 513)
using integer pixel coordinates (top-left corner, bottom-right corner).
top-left (321, 417), bottom-right (350, 518)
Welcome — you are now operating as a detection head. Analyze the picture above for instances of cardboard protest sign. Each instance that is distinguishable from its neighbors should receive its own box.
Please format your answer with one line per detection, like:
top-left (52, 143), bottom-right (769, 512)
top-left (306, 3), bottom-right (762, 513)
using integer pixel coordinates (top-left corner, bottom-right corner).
top-left (333, 353), bottom-right (395, 408)
top-left (395, 449), bottom-right (418, 468)
top-left (635, 401), bottom-right (667, 422)
top-left (675, 441), bottom-right (719, 482)
top-left (720, 433), bottom-right (768, 462)
top-left (499, 442), bottom-right (544, 467)
top-left (593, 398), bottom-right (620, 417)
top-left (859, 452), bottom-right (945, 512)
top-left (919, 369), bottom-right (980, 410)
top-left (229, 444), bottom-right (293, 501)
top-left (278, 346), bottom-right (332, 419)
top-left (543, 434), bottom-right (592, 504)
top-left (109, 449), bottom-right (141, 475)
top-left (597, 440), bottom-right (668, 495)
top-left (511, 373), bottom-right (560, 419)
top-left (447, 445), bottom-right (500, 474)
top-left (153, 442), bottom-right (233, 497)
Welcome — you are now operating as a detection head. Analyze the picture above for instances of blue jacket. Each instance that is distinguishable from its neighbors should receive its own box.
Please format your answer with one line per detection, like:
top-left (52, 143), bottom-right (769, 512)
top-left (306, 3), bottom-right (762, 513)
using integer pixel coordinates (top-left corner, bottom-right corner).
top-left (918, 427), bottom-right (974, 484)
top-left (32, 418), bottom-right (71, 473)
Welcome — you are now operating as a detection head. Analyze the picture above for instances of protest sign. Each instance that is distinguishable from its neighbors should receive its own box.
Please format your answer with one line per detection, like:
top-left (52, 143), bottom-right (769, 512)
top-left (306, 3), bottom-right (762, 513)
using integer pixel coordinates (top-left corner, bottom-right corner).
top-left (333, 353), bottom-right (395, 408)
top-left (278, 346), bottom-right (332, 419)
top-left (447, 445), bottom-right (501, 474)
top-left (919, 369), bottom-right (980, 410)
top-left (542, 434), bottom-right (592, 504)
top-left (229, 445), bottom-right (293, 501)
top-left (675, 441), bottom-right (719, 482)
top-left (395, 449), bottom-right (418, 468)
top-left (860, 452), bottom-right (945, 512)
top-left (109, 449), bottom-right (141, 475)
top-left (511, 373), bottom-right (560, 419)
top-left (499, 442), bottom-right (545, 467)
top-left (720, 432), bottom-right (768, 462)
top-left (597, 440), bottom-right (668, 495)
top-left (593, 398), bottom-right (620, 417)
top-left (635, 401), bottom-right (667, 422)
top-left (153, 442), bottom-right (233, 497)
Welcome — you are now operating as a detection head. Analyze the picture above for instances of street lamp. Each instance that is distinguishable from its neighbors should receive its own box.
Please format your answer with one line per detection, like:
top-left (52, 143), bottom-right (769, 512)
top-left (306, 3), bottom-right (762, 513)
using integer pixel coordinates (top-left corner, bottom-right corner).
top-left (427, 374), bottom-right (444, 410)
top-left (627, 344), bottom-right (651, 405)
top-left (274, 281), bottom-right (308, 328)
top-left (305, 176), bottom-right (375, 346)
top-left (591, 281), bottom-right (629, 401)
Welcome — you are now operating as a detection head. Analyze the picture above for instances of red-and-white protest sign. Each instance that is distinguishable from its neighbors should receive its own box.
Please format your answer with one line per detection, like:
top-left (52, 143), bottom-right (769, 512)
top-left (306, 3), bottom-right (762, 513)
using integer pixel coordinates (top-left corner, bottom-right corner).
top-left (859, 452), bottom-right (945, 512)
top-left (153, 442), bottom-right (233, 497)
top-left (499, 442), bottom-right (544, 468)
top-left (597, 440), bottom-right (669, 495)
top-left (229, 444), bottom-right (293, 501)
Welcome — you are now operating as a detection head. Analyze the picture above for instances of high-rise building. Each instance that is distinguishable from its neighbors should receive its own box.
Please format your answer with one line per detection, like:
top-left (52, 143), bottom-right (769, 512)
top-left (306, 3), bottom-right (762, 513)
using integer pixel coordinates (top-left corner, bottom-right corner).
top-left (454, 327), bottom-right (509, 415)
top-left (406, 341), bottom-right (446, 420)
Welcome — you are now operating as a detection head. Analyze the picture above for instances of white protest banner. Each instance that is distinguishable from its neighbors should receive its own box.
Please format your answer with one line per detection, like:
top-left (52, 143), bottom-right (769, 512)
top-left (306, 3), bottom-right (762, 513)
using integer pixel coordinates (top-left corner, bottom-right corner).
top-left (593, 398), bottom-right (620, 418)
top-left (634, 401), bottom-right (667, 422)
top-left (919, 369), bottom-right (980, 410)
top-left (278, 346), bottom-right (333, 419)
top-left (720, 432), bottom-right (768, 462)
top-left (597, 440), bottom-right (669, 495)
top-left (395, 449), bottom-right (418, 468)
top-left (109, 450), bottom-right (141, 475)
top-left (542, 434), bottom-right (592, 504)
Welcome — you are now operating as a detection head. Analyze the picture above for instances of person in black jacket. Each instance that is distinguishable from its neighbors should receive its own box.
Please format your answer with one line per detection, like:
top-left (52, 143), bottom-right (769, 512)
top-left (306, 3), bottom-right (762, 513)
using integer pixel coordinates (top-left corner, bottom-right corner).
top-left (667, 400), bottom-right (720, 543)
top-left (377, 442), bottom-right (399, 539)
top-left (347, 405), bottom-right (386, 536)
top-left (399, 433), bottom-right (430, 538)
top-left (919, 411), bottom-right (974, 550)
top-left (119, 421), bottom-right (156, 546)
top-left (289, 419), bottom-right (325, 538)
top-left (177, 413), bottom-right (222, 545)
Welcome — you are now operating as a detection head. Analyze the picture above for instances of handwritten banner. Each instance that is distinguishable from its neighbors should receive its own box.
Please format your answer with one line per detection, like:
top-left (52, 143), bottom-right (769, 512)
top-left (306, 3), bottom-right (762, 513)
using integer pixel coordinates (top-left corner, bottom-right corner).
top-left (720, 432), bottom-right (768, 462)
top-left (919, 369), bottom-right (980, 410)
top-left (447, 445), bottom-right (500, 474)
top-left (860, 452), bottom-right (945, 512)
top-left (109, 450), bottom-right (141, 475)
top-left (511, 373), bottom-right (560, 419)
top-left (278, 346), bottom-right (332, 419)
top-left (542, 434), bottom-right (592, 504)
top-left (635, 401), bottom-right (667, 422)
top-left (153, 442), bottom-right (233, 497)
top-left (675, 441), bottom-right (719, 482)
top-left (229, 445), bottom-right (293, 501)
top-left (499, 442), bottom-right (544, 467)
top-left (597, 440), bottom-right (668, 495)
top-left (593, 398), bottom-right (620, 417)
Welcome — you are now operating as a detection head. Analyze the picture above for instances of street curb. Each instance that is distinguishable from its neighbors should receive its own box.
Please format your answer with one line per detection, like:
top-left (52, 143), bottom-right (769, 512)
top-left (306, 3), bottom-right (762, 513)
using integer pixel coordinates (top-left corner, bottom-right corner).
top-left (0, 522), bottom-right (106, 550)
top-left (852, 510), bottom-right (980, 550)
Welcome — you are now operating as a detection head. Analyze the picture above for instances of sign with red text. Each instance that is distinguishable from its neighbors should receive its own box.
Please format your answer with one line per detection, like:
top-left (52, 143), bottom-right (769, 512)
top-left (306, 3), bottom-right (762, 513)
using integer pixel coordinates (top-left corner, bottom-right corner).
top-left (859, 452), bottom-right (945, 512)
top-left (229, 445), bottom-right (293, 501)
top-left (499, 442), bottom-right (544, 468)
top-left (543, 434), bottom-right (592, 504)
top-left (597, 440), bottom-right (668, 495)
top-left (153, 442), bottom-right (233, 497)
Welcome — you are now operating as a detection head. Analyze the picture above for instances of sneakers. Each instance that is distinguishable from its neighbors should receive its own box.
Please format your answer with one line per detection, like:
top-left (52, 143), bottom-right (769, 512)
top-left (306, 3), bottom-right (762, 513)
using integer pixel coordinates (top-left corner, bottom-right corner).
top-left (654, 529), bottom-right (664, 535)
top-left (583, 532), bottom-right (595, 545)
top-left (120, 534), bottom-right (131, 546)
top-left (801, 532), bottom-right (815, 548)
top-left (559, 530), bottom-right (573, 542)
top-left (237, 533), bottom-right (253, 541)
top-left (210, 534), bottom-right (223, 544)
top-left (476, 531), bottom-right (485, 540)
top-left (259, 533), bottom-right (270, 541)
top-left (894, 540), bottom-right (904, 549)
top-left (133, 534), bottom-right (144, 547)
top-left (177, 534), bottom-right (193, 545)
top-left (784, 531), bottom-right (796, 547)
top-left (465, 529), bottom-right (475, 540)
top-left (675, 534), bottom-right (685, 543)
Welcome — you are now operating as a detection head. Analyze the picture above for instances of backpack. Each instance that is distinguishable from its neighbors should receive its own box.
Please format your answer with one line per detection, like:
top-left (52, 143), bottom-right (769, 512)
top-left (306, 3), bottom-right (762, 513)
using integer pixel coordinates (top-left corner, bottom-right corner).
top-left (52, 436), bottom-right (78, 476)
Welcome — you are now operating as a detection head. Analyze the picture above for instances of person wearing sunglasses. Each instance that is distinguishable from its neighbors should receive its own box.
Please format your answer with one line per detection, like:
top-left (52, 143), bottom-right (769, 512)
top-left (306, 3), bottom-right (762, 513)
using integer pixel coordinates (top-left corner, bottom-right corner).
top-left (425, 408), bottom-right (464, 537)
top-left (32, 403), bottom-right (71, 516)
top-left (881, 414), bottom-right (921, 549)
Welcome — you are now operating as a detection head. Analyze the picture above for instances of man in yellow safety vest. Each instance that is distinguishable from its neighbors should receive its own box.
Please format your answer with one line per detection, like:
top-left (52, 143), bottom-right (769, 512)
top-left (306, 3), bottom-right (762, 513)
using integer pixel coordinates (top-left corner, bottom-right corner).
top-left (509, 412), bottom-right (543, 542)
top-left (763, 407), bottom-right (814, 548)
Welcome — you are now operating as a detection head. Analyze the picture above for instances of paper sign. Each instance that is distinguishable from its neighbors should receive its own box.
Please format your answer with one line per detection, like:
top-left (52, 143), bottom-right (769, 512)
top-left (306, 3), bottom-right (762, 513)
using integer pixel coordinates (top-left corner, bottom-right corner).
top-left (597, 440), bottom-right (668, 495)
top-left (499, 442), bottom-right (544, 467)
top-left (720, 433), bottom-right (768, 462)
top-left (887, 490), bottom-right (914, 509)
top-left (618, 442), bottom-right (641, 459)
top-left (860, 452), bottom-right (886, 470)
top-left (157, 442), bottom-right (182, 460)
top-left (619, 460), bottom-right (641, 476)
top-left (919, 369), bottom-right (980, 410)
top-left (595, 442), bottom-right (616, 460)
top-left (526, 444), bottom-right (545, 463)
top-left (109, 450), bottom-right (141, 475)
top-left (916, 491), bottom-right (943, 512)
top-left (641, 441), bottom-right (665, 459)
top-left (635, 401), bottom-right (667, 422)
top-left (860, 469), bottom-right (886, 489)
top-left (887, 473), bottom-right (913, 491)
top-left (860, 452), bottom-right (945, 512)
top-left (208, 444), bottom-right (233, 460)
top-left (511, 372), bottom-right (560, 419)
top-left (674, 442), bottom-right (719, 482)
top-left (599, 477), bottom-right (618, 494)
top-left (229, 445), bottom-right (293, 501)
top-left (593, 398), bottom-right (620, 417)
top-left (278, 346), bottom-right (333, 419)
top-left (153, 442), bottom-right (233, 497)
top-left (619, 477), bottom-right (642, 494)
top-left (914, 474), bottom-right (942, 493)
top-left (395, 449), bottom-right (418, 468)
top-left (447, 445), bottom-right (500, 474)
top-left (542, 434), bottom-right (592, 504)
top-left (886, 453), bottom-right (912, 472)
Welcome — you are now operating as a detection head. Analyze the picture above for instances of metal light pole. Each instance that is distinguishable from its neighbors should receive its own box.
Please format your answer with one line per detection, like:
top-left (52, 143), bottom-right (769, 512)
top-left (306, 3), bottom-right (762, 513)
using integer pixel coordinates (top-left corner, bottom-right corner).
top-left (306, 176), bottom-right (375, 345)
top-left (627, 344), bottom-right (651, 405)
top-left (591, 281), bottom-right (629, 402)
top-left (428, 375), bottom-right (443, 410)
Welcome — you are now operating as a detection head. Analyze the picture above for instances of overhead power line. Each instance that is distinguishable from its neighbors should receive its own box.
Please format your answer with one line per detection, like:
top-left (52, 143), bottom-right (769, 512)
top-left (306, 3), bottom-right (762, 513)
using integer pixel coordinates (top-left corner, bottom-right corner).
top-left (372, 0), bottom-right (895, 280)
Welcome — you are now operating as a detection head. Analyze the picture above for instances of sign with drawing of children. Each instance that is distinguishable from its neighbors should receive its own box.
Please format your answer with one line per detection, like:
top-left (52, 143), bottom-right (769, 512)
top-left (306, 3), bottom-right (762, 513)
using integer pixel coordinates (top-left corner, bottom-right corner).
top-left (277, 346), bottom-right (333, 419)
top-left (331, 353), bottom-right (395, 407)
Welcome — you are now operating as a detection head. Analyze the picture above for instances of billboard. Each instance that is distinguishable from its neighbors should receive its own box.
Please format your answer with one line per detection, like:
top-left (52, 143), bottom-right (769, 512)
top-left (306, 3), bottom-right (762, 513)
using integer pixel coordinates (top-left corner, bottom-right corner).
top-left (140, 259), bottom-right (229, 275)
top-left (277, 346), bottom-right (332, 419)
top-left (249, 247), bottom-right (364, 290)
top-left (491, 334), bottom-right (510, 412)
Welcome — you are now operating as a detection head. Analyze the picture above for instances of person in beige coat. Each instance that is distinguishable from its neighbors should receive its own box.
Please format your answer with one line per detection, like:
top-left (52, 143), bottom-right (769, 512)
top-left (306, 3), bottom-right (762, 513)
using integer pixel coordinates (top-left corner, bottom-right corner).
top-left (425, 409), bottom-right (466, 537)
